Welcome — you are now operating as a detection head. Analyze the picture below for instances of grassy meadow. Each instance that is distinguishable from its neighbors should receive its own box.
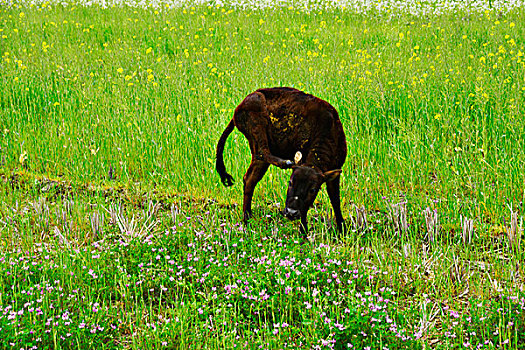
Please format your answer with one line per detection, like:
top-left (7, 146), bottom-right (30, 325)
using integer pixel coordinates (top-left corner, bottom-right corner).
top-left (1, 1), bottom-right (525, 349)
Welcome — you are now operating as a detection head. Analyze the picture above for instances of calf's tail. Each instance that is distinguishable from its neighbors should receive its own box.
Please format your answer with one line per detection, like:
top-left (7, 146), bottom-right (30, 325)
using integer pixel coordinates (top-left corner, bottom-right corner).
top-left (216, 118), bottom-right (235, 187)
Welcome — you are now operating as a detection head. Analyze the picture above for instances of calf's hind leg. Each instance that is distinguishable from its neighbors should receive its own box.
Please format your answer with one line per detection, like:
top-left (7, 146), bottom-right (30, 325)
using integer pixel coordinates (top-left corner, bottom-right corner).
top-left (242, 159), bottom-right (270, 223)
top-left (239, 110), bottom-right (294, 169)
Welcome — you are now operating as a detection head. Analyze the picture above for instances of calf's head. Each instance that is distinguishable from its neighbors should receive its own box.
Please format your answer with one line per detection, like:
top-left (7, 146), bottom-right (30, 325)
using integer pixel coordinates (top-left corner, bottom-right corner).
top-left (283, 165), bottom-right (341, 221)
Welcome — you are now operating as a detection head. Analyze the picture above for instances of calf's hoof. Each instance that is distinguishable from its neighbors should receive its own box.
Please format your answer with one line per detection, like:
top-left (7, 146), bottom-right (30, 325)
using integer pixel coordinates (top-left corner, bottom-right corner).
top-left (281, 160), bottom-right (294, 169)
top-left (243, 211), bottom-right (253, 223)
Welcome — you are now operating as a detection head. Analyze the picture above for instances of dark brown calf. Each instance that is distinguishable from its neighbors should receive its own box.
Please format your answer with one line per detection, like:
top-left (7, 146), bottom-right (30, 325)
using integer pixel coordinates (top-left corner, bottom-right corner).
top-left (216, 87), bottom-right (347, 238)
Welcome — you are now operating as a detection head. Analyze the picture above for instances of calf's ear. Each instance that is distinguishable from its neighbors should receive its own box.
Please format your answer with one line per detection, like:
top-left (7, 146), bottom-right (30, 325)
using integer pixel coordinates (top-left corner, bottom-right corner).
top-left (323, 169), bottom-right (342, 182)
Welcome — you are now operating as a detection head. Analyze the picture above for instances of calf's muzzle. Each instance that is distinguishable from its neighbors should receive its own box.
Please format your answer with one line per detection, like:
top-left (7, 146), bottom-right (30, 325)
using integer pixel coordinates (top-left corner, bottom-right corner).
top-left (283, 207), bottom-right (301, 220)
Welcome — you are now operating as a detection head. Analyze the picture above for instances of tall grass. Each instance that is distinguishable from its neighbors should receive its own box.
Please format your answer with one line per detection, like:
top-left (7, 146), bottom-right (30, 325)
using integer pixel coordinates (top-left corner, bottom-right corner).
top-left (1, 4), bottom-right (524, 223)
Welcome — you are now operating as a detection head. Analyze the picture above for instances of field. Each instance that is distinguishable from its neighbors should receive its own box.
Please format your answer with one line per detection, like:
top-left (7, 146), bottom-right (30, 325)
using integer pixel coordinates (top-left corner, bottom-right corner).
top-left (1, 0), bottom-right (525, 348)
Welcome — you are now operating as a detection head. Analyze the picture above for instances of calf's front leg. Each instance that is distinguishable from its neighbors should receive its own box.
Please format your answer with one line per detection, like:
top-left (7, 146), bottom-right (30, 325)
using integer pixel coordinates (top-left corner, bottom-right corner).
top-left (300, 212), bottom-right (309, 240)
top-left (326, 176), bottom-right (345, 233)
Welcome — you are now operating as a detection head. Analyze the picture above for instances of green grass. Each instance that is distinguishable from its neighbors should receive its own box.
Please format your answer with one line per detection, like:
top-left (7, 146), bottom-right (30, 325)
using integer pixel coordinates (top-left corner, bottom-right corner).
top-left (1, 2), bottom-right (525, 349)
